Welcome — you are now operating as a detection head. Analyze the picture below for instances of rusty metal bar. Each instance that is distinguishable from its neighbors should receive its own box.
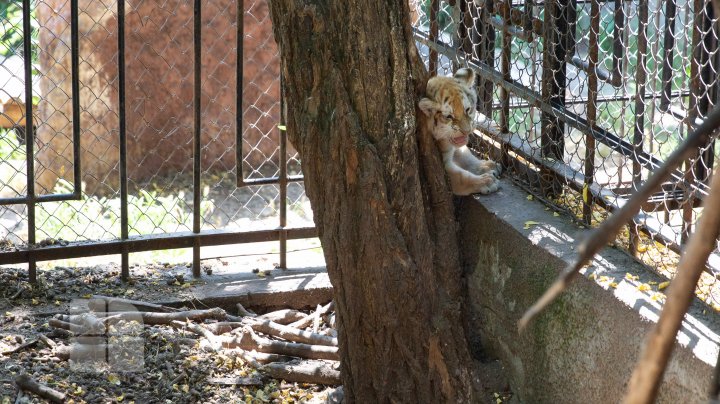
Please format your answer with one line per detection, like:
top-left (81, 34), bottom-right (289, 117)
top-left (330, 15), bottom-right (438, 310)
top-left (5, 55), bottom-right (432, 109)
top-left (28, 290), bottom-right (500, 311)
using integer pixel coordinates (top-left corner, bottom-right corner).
top-left (236, 0), bottom-right (244, 188)
top-left (540, 0), bottom-right (568, 162)
top-left (22, 0), bottom-right (36, 282)
top-left (118, 0), bottom-right (129, 279)
top-left (583, 0), bottom-right (599, 226)
top-left (193, 0), bottom-right (202, 277)
top-left (0, 227), bottom-right (318, 266)
top-left (684, 0), bottom-right (705, 245)
top-left (500, 0), bottom-right (512, 135)
top-left (659, 0), bottom-right (677, 112)
top-left (279, 76), bottom-right (288, 270)
top-left (70, 0), bottom-right (81, 197)
top-left (429, 0), bottom-right (440, 76)
top-left (628, 0), bottom-right (649, 255)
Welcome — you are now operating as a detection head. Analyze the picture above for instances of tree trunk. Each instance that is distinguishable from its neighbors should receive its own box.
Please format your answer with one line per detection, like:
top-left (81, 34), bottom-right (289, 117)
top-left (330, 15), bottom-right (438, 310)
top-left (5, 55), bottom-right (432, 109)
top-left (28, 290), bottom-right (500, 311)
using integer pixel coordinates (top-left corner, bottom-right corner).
top-left (268, 1), bottom-right (482, 402)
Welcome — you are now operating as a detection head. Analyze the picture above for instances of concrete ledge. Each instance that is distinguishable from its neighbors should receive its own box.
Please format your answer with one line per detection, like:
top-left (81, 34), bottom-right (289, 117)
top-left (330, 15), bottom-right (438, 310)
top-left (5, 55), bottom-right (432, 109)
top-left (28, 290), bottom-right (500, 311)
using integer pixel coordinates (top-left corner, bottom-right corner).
top-left (160, 267), bottom-right (332, 312)
top-left (459, 179), bottom-right (720, 403)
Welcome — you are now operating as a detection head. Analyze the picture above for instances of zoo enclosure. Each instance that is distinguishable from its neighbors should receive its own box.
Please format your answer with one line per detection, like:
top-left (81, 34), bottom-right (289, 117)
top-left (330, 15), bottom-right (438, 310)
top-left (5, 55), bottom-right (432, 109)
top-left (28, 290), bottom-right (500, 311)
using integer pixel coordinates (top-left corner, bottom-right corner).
top-left (412, 0), bottom-right (720, 292)
top-left (0, 0), bottom-right (316, 281)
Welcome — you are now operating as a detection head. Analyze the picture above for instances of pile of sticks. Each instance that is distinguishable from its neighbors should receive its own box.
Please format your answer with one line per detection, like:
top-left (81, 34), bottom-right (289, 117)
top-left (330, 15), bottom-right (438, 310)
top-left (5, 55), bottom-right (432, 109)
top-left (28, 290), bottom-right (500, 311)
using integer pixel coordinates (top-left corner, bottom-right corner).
top-left (15, 295), bottom-right (339, 402)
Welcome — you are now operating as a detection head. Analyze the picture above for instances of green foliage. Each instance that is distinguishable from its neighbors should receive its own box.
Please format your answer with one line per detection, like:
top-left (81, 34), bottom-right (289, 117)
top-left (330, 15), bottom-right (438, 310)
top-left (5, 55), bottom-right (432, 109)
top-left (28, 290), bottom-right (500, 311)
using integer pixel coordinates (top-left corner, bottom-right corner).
top-left (0, 0), bottom-right (38, 61)
top-left (420, 0), bottom-right (453, 33)
top-left (35, 180), bottom-right (215, 242)
top-left (0, 127), bottom-right (24, 160)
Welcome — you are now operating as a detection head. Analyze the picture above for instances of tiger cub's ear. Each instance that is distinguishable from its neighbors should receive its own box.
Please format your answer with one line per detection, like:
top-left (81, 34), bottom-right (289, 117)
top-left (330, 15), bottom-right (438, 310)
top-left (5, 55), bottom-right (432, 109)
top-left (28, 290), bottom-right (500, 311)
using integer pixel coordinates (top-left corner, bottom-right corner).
top-left (454, 68), bottom-right (476, 87)
top-left (418, 98), bottom-right (439, 117)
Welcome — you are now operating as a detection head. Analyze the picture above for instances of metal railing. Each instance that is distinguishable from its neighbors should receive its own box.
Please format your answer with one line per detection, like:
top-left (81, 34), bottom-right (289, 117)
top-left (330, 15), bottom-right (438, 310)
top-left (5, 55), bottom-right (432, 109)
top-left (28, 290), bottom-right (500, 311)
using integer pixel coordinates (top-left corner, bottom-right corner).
top-left (0, 0), bottom-right (316, 281)
top-left (412, 0), bottom-right (720, 297)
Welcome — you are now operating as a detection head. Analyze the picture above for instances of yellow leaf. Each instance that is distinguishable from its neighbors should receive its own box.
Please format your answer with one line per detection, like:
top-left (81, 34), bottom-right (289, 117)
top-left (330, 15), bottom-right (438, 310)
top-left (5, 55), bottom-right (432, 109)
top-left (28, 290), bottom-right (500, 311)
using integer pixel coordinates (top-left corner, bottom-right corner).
top-left (277, 124), bottom-right (287, 131)
top-left (658, 281), bottom-right (670, 290)
top-left (107, 374), bottom-right (121, 385)
top-left (637, 283), bottom-right (651, 292)
top-left (31, 299), bottom-right (39, 305)
top-left (81, 294), bottom-right (92, 299)
top-left (583, 184), bottom-right (590, 204)
top-left (181, 385), bottom-right (190, 393)
top-left (598, 276), bottom-right (611, 283)
top-left (54, 300), bottom-right (61, 306)
top-left (116, 394), bottom-right (124, 402)
top-left (523, 220), bottom-right (540, 229)
top-left (526, 194), bottom-right (533, 201)
top-left (651, 293), bottom-right (665, 301)
top-left (609, 282), bottom-right (618, 289)
top-left (637, 244), bottom-right (648, 253)
top-left (553, 212), bottom-right (560, 217)
top-left (625, 273), bottom-right (639, 281)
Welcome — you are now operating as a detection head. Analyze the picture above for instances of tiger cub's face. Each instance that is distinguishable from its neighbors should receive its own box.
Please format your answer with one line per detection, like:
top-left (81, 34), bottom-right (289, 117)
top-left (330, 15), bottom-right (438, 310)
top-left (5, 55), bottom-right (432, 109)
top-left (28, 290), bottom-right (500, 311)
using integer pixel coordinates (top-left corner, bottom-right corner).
top-left (418, 68), bottom-right (477, 148)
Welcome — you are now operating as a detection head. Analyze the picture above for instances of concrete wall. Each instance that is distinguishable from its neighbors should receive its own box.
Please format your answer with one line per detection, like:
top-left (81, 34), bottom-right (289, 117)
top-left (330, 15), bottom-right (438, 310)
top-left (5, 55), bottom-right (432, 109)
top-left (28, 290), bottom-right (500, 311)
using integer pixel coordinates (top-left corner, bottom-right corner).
top-left (459, 179), bottom-right (720, 403)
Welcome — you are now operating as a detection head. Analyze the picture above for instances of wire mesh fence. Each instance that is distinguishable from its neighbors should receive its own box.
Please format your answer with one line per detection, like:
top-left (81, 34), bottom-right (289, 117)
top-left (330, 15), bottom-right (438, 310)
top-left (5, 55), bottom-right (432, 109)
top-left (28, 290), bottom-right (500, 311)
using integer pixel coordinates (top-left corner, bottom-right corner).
top-left (0, 0), bottom-right (316, 280)
top-left (412, 0), bottom-right (720, 308)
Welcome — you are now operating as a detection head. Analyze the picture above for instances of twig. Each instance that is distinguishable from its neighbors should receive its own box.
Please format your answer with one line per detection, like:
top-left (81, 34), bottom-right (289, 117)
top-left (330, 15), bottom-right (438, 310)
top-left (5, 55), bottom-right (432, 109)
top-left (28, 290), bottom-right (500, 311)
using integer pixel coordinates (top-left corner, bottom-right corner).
top-left (1, 339), bottom-right (38, 355)
top-left (206, 376), bottom-right (264, 386)
top-left (204, 322), bottom-right (245, 335)
top-left (288, 301), bottom-right (334, 330)
top-left (257, 309), bottom-right (307, 325)
top-left (248, 319), bottom-right (338, 346)
top-left (622, 165), bottom-right (720, 404)
top-left (56, 308), bottom-right (227, 325)
top-left (236, 303), bottom-right (256, 317)
top-left (15, 373), bottom-right (66, 403)
top-left (261, 360), bottom-right (341, 385)
top-left (518, 105), bottom-right (720, 330)
top-left (217, 326), bottom-right (339, 360)
top-left (38, 334), bottom-right (56, 349)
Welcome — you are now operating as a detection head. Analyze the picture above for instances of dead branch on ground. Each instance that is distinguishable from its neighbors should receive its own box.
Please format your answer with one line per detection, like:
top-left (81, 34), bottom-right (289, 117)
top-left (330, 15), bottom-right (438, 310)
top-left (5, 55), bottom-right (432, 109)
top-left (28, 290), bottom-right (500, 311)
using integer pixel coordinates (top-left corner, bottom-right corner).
top-left (247, 319), bottom-right (337, 346)
top-left (261, 360), bottom-right (341, 385)
top-left (15, 373), bottom-right (66, 403)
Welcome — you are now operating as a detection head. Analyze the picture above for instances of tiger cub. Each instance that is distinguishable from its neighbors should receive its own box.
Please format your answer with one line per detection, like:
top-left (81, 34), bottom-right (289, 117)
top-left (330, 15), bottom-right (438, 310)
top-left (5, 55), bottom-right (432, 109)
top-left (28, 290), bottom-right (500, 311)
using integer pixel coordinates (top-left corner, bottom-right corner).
top-left (419, 68), bottom-right (500, 196)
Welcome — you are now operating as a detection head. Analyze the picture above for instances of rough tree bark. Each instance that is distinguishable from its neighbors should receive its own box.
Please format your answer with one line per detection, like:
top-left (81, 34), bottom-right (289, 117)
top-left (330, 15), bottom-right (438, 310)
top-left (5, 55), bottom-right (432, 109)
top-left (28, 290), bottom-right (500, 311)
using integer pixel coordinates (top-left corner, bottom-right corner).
top-left (268, 1), bottom-right (482, 402)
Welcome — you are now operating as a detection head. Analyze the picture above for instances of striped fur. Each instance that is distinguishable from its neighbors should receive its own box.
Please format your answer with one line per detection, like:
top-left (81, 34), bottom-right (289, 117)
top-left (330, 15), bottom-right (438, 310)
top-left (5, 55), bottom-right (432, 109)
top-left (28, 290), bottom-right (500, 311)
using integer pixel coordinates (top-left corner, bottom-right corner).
top-left (419, 68), bottom-right (500, 195)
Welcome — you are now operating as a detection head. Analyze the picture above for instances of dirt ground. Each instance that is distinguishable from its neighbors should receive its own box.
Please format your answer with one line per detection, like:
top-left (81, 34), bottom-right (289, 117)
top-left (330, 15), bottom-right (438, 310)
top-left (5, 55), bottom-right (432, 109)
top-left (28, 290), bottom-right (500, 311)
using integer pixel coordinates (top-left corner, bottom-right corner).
top-left (0, 262), bottom-right (340, 404)
top-left (0, 251), bottom-right (513, 404)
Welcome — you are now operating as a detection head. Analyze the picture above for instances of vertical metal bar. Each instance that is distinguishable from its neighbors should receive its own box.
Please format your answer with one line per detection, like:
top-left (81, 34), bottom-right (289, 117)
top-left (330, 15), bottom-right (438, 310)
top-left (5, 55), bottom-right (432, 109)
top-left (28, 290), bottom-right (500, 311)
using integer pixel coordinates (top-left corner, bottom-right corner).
top-left (118, 0), bottom-right (129, 280)
top-left (279, 76), bottom-right (287, 270)
top-left (629, 0), bottom-right (649, 255)
top-left (696, 0), bottom-right (716, 184)
top-left (611, 0), bottom-right (625, 86)
top-left (500, 0), bottom-right (511, 135)
top-left (71, 0), bottom-right (81, 196)
top-left (583, 0), bottom-right (599, 226)
top-left (539, 0), bottom-right (569, 197)
top-left (236, 0), bottom-right (245, 188)
top-left (22, 0), bottom-right (36, 282)
top-left (193, 0), bottom-right (202, 277)
top-left (471, 0), bottom-right (495, 116)
top-left (540, 0), bottom-right (568, 162)
top-left (659, 0), bottom-right (677, 112)
top-left (429, 0), bottom-right (439, 76)
top-left (684, 0), bottom-right (705, 244)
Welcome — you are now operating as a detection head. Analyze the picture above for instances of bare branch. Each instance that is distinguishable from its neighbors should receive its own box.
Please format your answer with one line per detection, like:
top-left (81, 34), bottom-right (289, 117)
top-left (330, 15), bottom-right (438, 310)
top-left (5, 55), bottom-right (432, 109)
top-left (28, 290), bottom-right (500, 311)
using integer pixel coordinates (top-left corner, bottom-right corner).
top-left (622, 166), bottom-right (720, 403)
top-left (518, 105), bottom-right (720, 330)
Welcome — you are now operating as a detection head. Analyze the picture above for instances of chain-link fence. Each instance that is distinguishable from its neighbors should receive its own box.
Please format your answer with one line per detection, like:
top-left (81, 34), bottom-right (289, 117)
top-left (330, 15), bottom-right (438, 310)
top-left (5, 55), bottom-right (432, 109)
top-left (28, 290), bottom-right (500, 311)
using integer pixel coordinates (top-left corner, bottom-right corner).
top-left (412, 0), bottom-right (720, 307)
top-left (0, 0), bottom-right (316, 281)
